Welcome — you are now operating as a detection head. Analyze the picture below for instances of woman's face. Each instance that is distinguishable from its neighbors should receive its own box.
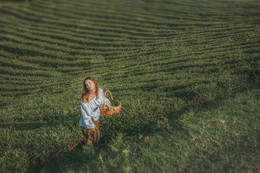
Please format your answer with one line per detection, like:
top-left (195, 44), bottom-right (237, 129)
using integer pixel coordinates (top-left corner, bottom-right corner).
top-left (85, 79), bottom-right (95, 92)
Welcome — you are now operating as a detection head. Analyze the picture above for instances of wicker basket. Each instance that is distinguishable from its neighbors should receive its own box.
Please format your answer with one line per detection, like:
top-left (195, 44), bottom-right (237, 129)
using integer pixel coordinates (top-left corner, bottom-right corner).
top-left (99, 90), bottom-right (121, 117)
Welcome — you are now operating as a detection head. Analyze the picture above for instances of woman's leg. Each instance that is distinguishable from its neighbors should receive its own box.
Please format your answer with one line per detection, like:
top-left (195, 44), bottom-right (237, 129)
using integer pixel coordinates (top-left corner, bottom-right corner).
top-left (81, 127), bottom-right (93, 145)
top-left (81, 119), bottom-right (100, 145)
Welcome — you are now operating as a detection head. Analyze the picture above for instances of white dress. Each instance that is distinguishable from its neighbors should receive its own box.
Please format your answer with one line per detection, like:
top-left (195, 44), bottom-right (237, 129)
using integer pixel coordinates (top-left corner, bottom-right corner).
top-left (79, 88), bottom-right (110, 129)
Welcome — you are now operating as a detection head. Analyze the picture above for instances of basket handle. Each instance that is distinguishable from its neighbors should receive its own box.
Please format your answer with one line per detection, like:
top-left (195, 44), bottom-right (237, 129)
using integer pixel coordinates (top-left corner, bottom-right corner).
top-left (103, 90), bottom-right (113, 107)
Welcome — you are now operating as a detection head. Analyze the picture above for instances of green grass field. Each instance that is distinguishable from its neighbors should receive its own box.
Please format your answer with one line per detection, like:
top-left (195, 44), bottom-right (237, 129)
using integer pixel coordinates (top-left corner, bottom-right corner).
top-left (0, 0), bottom-right (259, 172)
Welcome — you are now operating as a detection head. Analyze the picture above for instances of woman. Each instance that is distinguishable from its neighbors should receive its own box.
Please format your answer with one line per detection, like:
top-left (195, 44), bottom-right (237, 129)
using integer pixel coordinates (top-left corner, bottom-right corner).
top-left (79, 77), bottom-right (113, 145)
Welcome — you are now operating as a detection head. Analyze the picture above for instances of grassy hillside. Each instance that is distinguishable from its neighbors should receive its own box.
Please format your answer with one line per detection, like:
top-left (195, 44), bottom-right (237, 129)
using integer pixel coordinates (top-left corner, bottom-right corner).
top-left (0, 0), bottom-right (259, 172)
top-left (41, 88), bottom-right (260, 172)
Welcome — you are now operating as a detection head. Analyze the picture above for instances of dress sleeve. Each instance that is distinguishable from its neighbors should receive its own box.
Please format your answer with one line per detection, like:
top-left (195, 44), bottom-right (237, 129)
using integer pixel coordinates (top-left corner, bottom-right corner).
top-left (80, 102), bottom-right (95, 129)
top-left (93, 88), bottom-right (111, 107)
top-left (93, 88), bottom-right (104, 107)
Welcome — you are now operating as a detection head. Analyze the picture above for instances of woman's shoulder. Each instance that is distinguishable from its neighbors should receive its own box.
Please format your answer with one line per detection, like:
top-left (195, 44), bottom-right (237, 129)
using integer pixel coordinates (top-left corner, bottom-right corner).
top-left (81, 99), bottom-right (89, 104)
top-left (98, 87), bottom-right (103, 93)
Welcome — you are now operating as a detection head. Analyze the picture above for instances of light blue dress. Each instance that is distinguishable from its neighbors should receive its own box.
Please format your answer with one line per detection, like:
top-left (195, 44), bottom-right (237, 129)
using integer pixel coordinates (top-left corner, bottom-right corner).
top-left (79, 88), bottom-right (110, 129)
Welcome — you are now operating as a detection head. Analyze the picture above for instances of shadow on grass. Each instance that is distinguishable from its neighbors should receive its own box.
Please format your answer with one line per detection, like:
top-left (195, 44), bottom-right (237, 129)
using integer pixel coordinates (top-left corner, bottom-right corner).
top-left (0, 121), bottom-right (56, 130)
top-left (30, 111), bottom-right (185, 172)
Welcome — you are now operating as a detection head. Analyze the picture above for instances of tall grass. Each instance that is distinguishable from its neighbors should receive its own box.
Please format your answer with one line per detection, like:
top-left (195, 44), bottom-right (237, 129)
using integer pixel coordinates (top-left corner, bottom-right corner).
top-left (40, 88), bottom-right (260, 172)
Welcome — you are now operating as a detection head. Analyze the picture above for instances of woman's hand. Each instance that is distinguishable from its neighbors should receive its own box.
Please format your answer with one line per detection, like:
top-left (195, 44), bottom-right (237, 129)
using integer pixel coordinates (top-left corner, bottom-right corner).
top-left (106, 102), bottom-right (114, 111)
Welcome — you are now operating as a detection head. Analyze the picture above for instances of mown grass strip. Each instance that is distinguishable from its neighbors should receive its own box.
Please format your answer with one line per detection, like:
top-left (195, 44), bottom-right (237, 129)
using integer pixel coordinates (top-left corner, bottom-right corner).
top-left (0, 0), bottom-right (259, 172)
